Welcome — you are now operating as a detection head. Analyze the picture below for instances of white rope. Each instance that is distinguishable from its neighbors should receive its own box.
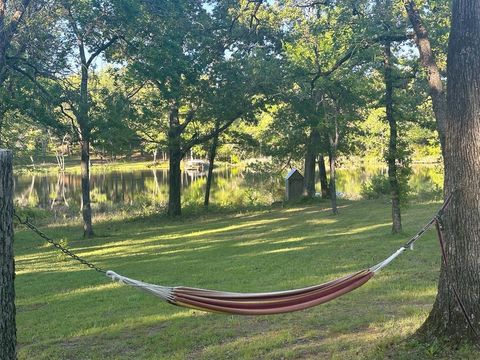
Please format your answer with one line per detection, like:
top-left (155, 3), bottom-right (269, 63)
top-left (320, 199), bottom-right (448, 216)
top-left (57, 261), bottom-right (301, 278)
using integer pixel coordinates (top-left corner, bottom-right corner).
top-left (369, 247), bottom-right (406, 273)
top-left (106, 270), bottom-right (174, 302)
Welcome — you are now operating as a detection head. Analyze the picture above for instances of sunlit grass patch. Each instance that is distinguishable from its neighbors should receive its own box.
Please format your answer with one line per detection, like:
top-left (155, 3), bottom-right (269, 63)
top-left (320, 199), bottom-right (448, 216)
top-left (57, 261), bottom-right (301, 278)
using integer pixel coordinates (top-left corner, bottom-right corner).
top-left (14, 199), bottom-right (479, 359)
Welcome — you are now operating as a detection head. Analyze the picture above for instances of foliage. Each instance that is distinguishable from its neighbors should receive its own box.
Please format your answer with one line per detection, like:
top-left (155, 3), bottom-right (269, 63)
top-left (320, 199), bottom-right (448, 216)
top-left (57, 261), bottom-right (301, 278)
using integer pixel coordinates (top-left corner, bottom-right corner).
top-left (361, 164), bottom-right (411, 204)
top-left (361, 173), bottom-right (391, 199)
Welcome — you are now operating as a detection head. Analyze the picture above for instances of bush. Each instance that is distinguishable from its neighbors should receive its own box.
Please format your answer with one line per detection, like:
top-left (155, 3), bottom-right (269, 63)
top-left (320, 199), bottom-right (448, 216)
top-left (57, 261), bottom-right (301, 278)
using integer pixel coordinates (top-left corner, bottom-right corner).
top-left (361, 169), bottom-right (411, 205)
top-left (361, 174), bottom-right (391, 199)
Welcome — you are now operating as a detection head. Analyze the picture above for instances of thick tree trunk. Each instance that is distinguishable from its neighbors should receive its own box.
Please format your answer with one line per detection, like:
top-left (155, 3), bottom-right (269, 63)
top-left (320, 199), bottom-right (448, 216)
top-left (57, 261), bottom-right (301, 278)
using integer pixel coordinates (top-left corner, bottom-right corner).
top-left (318, 154), bottom-right (329, 199)
top-left (167, 106), bottom-right (183, 216)
top-left (419, 0), bottom-right (480, 343)
top-left (0, 150), bottom-right (16, 360)
top-left (80, 135), bottom-right (94, 237)
top-left (168, 155), bottom-right (182, 216)
top-left (384, 40), bottom-right (402, 233)
top-left (404, 0), bottom-right (447, 154)
top-left (204, 131), bottom-right (219, 207)
top-left (303, 128), bottom-right (319, 198)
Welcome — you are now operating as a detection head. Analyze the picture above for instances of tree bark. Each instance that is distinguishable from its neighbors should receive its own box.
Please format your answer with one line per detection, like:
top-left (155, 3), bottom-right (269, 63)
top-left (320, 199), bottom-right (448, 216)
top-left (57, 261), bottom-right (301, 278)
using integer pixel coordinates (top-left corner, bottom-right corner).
top-left (318, 154), bottom-right (329, 199)
top-left (0, 109), bottom-right (4, 148)
top-left (328, 114), bottom-right (339, 214)
top-left (0, 42), bottom-right (6, 87)
top-left (328, 150), bottom-right (337, 214)
top-left (0, 0), bottom-right (8, 87)
top-left (0, 150), bottom-right (16, 360)
top-left (384, 40), bottom-right (402, 233)
top-left (204, 130), bottom-right (219, 207)
top-left (419, 0), bottom-right (480, 343)
top-left (167, 106), bottom-right (183, 216)
top-left (404, 0), bottom-right (447, 154)
top-left (80, 135), bottom-right (93, 237)
top-left (78, 46), bottom-right (94, 237)
top-left (303, 128), bottom-right (319, 198)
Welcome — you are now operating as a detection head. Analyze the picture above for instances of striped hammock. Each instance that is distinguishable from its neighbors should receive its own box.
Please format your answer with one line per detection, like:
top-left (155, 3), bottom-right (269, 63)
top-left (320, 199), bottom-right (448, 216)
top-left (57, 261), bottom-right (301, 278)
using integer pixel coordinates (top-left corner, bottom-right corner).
top-left (105, 244), bottom-right (407, 315)
top-left (106, 197), bottom-right (451, 316)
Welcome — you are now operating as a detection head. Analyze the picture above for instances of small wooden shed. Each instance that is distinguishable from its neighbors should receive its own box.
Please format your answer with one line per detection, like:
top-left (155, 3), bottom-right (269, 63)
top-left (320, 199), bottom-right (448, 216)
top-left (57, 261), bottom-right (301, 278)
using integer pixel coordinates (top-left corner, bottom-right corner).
top-left (285, 168), bottom-right (304, 201)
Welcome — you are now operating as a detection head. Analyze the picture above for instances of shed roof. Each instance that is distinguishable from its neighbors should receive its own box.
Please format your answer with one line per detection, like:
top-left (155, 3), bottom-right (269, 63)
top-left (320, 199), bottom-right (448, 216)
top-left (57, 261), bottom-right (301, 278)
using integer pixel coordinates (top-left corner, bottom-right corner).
top-left (286, 168), bottom-right (303, 180)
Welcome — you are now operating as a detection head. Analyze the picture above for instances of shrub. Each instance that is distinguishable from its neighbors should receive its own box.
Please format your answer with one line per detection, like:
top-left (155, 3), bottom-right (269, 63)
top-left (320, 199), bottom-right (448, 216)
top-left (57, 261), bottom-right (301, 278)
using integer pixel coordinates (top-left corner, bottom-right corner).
top-left (361, 174), bottom-right (391, 199)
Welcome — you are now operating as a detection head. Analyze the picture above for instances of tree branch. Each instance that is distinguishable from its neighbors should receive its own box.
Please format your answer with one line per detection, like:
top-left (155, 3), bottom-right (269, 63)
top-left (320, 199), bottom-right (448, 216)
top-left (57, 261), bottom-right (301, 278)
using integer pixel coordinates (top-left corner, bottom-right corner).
top-left (10, 65), bottom-right (80, 136)
top-left (179, 108), bottom-right (196, 132)
top-left (182, 112), bottom-right (243, 154)
top-left (86, 36), bottom-right (119, 67)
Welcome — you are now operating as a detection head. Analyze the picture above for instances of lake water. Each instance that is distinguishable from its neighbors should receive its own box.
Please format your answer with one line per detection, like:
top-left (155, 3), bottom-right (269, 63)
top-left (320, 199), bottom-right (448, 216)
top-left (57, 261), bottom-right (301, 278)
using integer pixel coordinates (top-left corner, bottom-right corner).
top-left (14, 164), bottom-right (444, 213)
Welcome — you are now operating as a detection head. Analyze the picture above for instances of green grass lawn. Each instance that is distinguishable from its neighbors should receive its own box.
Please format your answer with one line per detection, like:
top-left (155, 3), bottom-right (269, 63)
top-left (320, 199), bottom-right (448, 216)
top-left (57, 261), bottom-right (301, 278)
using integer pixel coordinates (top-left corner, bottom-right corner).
top-left (14, 200), bottom-right (479, 359)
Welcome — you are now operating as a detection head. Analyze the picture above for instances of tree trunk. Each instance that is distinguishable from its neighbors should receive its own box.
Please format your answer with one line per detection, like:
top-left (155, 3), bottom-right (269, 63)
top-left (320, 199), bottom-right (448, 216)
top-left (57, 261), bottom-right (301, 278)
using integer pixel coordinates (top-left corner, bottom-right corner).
top-left (404, 0), bottom-right (447, 154)
top-left (318, 154), bottom-right (329, 199)
top-left (0, 150), bottom-right (16, 360)
top-left (204, 131), bottom-right (219, 207)
top-left (384, 40), bottom-right (402, 233)
top-left (419, 0), bottom-right (480, 343)
top-left (80, 135), bottom-right (94, 237)
top-left (0, 28), bottom-right (7, 87)
top-left (167, 106), bottom-right (183, 216)
top-left (0, 110), bottom-right (4, 147)
top-left (303, 128), bottom-right (319, 198)
top-left (328, 113), bottom-right (339, 214)
top-left (328, 151), bottom-right (337, 214)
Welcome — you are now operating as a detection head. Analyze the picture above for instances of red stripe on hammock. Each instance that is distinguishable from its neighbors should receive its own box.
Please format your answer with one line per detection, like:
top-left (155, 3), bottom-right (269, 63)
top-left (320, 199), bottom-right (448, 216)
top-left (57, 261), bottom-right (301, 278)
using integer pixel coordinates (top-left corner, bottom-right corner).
top-left (172, 270), bottom-right (374, 315)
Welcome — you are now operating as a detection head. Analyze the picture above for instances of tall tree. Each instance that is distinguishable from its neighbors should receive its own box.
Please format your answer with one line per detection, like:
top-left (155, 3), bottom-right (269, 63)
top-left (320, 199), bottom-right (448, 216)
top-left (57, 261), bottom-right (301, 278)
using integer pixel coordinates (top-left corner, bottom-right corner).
top-left (61, 0), bottom-right (120, 237)
top-left (124, 0), bottom-right (269, 216)
top-left (419, 0), bottom-right (480, 343)
top-left (383, 38), bottom-right (402, 233)
top-left (268, 0), bottom-right (366, 202)
top-left (15, 0), bottom-right (124, 237)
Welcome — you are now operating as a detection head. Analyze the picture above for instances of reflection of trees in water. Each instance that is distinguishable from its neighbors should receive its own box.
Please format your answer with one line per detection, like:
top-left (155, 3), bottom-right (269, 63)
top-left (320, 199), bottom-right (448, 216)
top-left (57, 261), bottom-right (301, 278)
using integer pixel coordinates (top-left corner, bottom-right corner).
top-left (13, 165), bottom-right (444, 212)
top-left (15, 174), bottom-right (38, 207)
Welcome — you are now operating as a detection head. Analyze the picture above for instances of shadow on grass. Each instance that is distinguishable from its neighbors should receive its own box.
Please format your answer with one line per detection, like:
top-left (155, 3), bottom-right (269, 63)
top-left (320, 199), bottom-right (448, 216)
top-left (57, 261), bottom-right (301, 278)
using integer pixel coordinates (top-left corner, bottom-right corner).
top-left (15, 199), bottom-right (478, 359)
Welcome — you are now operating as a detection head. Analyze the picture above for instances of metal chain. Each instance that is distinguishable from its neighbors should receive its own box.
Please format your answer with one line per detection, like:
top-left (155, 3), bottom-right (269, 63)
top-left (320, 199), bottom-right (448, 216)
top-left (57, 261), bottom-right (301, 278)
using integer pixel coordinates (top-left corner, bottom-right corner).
top-left (14, 213), bottom-right (106, 274)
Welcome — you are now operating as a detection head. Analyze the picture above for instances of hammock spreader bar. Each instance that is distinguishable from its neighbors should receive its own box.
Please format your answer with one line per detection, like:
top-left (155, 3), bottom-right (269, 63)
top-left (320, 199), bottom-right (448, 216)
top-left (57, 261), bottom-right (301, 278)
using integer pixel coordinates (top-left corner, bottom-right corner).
top-left (106, 194), bottom-right (454, 316)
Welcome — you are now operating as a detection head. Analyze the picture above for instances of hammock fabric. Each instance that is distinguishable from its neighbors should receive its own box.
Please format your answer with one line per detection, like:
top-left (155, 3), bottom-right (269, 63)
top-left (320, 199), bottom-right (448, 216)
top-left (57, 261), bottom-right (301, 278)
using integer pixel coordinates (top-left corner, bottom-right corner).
top-left (107, 269), bottom-right (374, 315)
top-left (106, 195), bottom-right (453, 316)
top-left (172, 270), bottom-right (374, 315)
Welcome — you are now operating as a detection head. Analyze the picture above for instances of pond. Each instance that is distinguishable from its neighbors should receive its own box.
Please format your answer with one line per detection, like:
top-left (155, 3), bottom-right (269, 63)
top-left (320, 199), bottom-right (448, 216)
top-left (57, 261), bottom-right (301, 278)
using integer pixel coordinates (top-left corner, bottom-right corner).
top-left (13, 164), bottom-right (444, 214)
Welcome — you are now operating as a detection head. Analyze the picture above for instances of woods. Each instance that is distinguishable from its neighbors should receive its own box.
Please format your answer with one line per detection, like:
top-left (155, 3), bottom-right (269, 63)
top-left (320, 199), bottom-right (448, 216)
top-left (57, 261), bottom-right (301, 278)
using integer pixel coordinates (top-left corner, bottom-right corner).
top-left (1, 0), bottom-right (480, 357)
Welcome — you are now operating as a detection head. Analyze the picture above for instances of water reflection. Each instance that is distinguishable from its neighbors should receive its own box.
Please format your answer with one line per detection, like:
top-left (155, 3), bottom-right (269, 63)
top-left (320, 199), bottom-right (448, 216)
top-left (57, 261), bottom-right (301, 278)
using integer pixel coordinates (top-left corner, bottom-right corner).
top-left (14, 165), bottom-right (444, 212)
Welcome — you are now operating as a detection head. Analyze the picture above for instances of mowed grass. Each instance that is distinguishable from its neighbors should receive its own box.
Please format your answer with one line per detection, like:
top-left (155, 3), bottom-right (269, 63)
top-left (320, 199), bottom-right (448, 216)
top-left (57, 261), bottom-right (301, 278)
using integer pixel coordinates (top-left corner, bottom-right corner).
top-left (14, 200), bottom-right (479, 359)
